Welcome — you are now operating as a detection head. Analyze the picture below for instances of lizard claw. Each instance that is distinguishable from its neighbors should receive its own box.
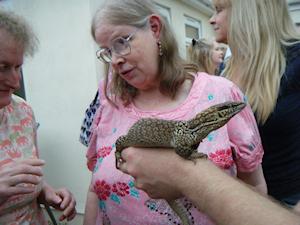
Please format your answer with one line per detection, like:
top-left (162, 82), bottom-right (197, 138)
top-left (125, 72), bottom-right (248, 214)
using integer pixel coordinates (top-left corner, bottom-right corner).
top-left (115, 151), bottom-right (124, 169)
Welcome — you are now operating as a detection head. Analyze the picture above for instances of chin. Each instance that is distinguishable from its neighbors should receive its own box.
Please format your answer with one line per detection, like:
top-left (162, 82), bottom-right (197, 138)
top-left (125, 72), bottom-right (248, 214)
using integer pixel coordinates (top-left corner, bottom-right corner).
top-left (0, 96), bottom-right (13, 109)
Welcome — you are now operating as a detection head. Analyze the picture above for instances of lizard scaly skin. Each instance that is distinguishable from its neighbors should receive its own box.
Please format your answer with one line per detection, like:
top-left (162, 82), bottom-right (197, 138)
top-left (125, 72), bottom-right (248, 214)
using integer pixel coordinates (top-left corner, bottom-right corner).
top-left (115, 101), bottom-right (246, 225)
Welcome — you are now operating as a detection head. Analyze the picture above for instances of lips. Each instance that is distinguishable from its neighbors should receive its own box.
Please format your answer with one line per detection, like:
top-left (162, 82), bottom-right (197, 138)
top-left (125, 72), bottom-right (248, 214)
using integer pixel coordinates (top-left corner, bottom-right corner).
top-left (120, 68), bottom-right (134, 79)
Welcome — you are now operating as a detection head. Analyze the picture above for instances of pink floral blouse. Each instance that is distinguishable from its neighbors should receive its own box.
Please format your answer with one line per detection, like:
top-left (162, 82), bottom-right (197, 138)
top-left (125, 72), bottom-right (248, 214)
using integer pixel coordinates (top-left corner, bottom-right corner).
top-left (0, 95), bottom-right (47, 225)
top-left (87, 72), bottom-right (264, 225)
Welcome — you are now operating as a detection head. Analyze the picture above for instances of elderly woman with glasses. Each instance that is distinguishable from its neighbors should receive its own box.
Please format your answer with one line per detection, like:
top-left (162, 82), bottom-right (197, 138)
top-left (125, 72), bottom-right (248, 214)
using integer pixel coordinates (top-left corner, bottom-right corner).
top-left (84, 0), bottom-right (266, 224)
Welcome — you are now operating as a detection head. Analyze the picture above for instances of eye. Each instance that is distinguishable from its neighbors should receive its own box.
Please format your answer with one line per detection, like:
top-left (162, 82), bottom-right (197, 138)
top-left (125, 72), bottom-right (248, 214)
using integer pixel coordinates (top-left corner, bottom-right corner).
top-left (122, 35), bottom-right (130, 40)
top-left (16, 65), bottom-right (22, 72)
top-left (0, 64), bottom-right (9, 72)
top-left (215, 6), bottom-right (223, 13)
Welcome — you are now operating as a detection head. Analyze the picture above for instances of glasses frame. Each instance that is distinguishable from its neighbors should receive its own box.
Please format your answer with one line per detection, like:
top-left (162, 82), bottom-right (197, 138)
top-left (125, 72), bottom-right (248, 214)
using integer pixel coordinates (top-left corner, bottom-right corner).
top-left (96, 30), bottom-right (138, 63)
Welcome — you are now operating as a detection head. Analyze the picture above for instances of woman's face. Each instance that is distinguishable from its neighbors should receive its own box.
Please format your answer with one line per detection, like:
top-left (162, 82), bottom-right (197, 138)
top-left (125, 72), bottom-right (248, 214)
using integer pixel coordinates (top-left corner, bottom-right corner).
top-left (209, 1), bottom-right (229, 44)
top-left (0, 30), bottom-right (22, 109)
top-left (211, 42), bottom-right (224, 65)
top-left (94, 19), bottom-right (161, 91)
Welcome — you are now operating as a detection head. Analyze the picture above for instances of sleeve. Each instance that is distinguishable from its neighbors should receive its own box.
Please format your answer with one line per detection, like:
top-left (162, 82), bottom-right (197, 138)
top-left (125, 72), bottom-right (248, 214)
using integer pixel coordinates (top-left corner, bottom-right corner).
top-left (79, 90), bottom-right (100, 147)
top-left (227, 85), bottom-right (264, 172)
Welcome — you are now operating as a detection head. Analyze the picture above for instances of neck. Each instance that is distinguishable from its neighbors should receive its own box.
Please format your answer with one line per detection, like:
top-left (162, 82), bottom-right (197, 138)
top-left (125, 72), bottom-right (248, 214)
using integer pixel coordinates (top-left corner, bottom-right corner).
top-left (133, 79), bottom-right (193, 111)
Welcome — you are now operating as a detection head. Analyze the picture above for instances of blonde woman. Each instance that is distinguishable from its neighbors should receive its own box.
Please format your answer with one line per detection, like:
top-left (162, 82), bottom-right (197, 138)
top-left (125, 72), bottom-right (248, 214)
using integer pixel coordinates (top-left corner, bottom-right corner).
top-left (187, 38), bottom-right (224, 75)
top-left (210, 0), bottom-right (300, 208)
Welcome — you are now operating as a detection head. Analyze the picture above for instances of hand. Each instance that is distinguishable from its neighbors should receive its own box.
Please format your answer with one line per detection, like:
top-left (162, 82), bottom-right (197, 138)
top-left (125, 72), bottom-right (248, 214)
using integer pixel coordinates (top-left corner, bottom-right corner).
top-left (119, 147), bottom-right (188, 200)
top-left (38, 183), bottom-right (77, 221)
top-left (293, 201), bottom-right (300, 215)
top-left (0, 158), bottom-right (44, 205)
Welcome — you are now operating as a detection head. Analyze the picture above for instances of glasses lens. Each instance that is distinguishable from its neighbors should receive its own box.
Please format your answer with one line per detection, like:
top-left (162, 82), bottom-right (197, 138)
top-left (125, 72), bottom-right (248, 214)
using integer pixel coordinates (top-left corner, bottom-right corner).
top-left (113, 37), bottom-right (130, 56)
top-left (96, 49), bottom-right (111, 63)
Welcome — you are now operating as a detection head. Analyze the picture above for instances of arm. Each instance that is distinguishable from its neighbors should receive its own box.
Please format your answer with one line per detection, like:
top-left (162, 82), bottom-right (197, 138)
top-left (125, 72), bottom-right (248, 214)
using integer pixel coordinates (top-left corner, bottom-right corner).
top-left (83, 183), bottom-right (98, 225)
top-left (227, 85), bottom-right (267, 193)
top-left (0, 158), bottom-right (44, 205)
top-left (33, 117), bottom-right (76, 221)
top-left (237, 164), bottom-right (267, 194)
top-left (38, 182), bottom-right (77, 221)
top-left (119, 147), bottom-right (300, 225)
top-left (183, 159), bottom-right (299, 225)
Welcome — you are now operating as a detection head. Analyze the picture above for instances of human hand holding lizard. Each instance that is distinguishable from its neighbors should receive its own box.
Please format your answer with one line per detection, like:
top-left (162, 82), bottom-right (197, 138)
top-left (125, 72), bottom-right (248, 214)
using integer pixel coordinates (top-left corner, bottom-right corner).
top-left (119, 147), bottom-right (192, 200)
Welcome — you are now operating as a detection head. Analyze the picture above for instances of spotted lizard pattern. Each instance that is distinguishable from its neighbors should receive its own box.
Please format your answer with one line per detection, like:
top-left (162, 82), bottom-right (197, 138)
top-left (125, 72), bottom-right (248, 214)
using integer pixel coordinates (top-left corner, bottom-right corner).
top-left (115, 101), bottom-right (246, 225)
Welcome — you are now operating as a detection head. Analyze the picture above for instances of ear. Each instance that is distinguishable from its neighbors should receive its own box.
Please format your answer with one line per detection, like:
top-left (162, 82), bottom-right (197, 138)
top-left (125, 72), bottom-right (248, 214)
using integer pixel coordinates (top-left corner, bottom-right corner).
top-left (148, 14), bottom-right (162, 39)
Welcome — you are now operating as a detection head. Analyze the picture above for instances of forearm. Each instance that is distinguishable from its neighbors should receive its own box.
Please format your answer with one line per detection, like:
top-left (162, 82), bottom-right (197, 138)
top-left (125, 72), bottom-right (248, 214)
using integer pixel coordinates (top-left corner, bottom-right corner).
top-left (83, 185), bottom-right (98, 225)
top-left (237, 165), bottom-right (267, 195)
top-left (179, 160), bottom-right (300, 225)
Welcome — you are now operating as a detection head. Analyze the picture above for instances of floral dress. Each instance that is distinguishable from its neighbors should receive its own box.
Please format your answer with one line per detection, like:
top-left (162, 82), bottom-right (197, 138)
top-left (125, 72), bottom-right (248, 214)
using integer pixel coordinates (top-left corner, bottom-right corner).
top-left (87, 72), bottom-right (264, 225)
top-left (0, 95), bottom-right (47, 225)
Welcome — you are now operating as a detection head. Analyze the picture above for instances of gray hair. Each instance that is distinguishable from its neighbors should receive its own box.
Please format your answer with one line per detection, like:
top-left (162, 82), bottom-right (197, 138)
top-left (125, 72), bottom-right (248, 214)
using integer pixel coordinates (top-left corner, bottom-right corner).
top-left (0, 9), bottom-right (38, 56)
top-left (92, 0), bottom-right (196, 104)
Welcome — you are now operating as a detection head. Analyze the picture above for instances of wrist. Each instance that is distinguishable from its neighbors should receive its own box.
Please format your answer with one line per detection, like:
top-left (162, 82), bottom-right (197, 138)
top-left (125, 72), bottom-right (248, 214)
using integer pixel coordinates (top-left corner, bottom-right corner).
top-left (174, 158), bottom-right (209, 196)
top-left (178, 159), bottom-right (220, 208)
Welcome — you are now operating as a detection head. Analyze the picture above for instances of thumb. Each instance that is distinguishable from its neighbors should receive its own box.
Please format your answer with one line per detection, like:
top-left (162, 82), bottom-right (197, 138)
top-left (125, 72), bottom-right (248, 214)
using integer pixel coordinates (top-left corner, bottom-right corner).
top-left (48, 193), bottom-right (62, 205)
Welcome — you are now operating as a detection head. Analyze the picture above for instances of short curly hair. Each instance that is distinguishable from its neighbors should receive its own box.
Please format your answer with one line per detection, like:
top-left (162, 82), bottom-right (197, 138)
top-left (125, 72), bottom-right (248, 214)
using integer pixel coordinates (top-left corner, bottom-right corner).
top-left (0, 9), bottom-right (38, 56)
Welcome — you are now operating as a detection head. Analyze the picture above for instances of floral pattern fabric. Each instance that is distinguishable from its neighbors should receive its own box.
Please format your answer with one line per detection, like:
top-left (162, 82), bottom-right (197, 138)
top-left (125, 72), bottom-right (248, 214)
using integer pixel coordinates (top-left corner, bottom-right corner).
top-left (0, 95), bottom-right (47, 225)
top-left (87, 72), bottom-right (264, 225)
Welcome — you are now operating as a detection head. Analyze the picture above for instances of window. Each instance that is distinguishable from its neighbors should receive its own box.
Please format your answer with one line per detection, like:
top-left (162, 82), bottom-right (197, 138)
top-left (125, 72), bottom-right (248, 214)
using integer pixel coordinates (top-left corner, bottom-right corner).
top-left (185, 15), bottom-right (202, 43)
top-left (184, 15), bottom-right (202, 57)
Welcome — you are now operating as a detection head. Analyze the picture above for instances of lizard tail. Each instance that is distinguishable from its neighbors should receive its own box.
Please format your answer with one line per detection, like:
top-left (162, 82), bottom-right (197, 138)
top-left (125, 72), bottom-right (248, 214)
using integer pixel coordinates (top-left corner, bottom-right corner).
top-left (167, 199), bottom-right (192, 225)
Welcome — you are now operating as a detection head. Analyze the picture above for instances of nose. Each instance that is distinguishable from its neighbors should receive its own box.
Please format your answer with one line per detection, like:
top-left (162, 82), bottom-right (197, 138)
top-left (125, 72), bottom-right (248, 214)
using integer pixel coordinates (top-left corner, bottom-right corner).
top-left (6, 68), bottom-right (21, 90)
top-left (110, 52), bottom-right (125, 68)
top-left (209, 14), bottom-right (216, 25)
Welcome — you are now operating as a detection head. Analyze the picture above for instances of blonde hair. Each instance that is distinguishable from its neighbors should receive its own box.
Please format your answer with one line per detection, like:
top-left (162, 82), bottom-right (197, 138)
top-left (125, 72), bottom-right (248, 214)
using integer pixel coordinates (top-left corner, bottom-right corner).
top-left (92, 0), bottom-right (196, 105)
top-left (187, 38), bottom-right (217, 75)
top-left (217, 0), bottom-right (300, 124)
top-left (0, 9), bottom-right (38, 57)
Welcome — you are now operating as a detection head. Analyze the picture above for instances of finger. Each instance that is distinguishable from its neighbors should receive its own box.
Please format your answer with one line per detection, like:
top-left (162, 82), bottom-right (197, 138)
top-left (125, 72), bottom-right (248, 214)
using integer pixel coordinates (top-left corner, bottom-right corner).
top-left (21, 158), bottom-right (46, 166)
top-left (59, 206), bottom-right (77, 221)
top-left (47, 193), bottom-right (62, 207)
top-left (118, 161), bottom-right (128, 174)
top-left (56, 189), bottom-right (72, 209)
top-left (60, 198), bottom-right (76, 220)
top-left (10, 163), bottom-right (43, 177)
top-left (6, 186), bottom-right (36, 196)
top-left (66, 208), bottom-right (77, 221)
top-left (9, 174), bottom-right (42, 186)
top-left (120, 147), bottom-right (131, 161)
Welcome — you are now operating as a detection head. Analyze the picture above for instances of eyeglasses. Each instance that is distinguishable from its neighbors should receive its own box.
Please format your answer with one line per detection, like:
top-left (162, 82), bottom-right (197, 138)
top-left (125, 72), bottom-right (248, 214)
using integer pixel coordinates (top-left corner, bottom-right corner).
top-left (96, 30), bottom-right (137, 63)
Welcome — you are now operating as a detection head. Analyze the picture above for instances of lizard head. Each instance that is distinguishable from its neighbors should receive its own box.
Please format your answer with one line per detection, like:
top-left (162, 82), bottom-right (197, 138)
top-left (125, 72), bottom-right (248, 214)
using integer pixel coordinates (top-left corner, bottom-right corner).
top-left (190, 101), bottom-right (247, 130)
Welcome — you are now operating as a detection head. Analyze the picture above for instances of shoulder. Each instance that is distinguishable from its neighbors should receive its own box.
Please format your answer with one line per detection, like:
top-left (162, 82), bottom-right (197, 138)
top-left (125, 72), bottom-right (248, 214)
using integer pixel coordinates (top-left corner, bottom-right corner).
top-left (286, 42), bottom-right (300, 63)
top-left (193, 72), bottom-right (246, 102)
top-left (11, 95), bottom-right (34, 117)
top-left (195, 72), bottom-right (237, 90)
